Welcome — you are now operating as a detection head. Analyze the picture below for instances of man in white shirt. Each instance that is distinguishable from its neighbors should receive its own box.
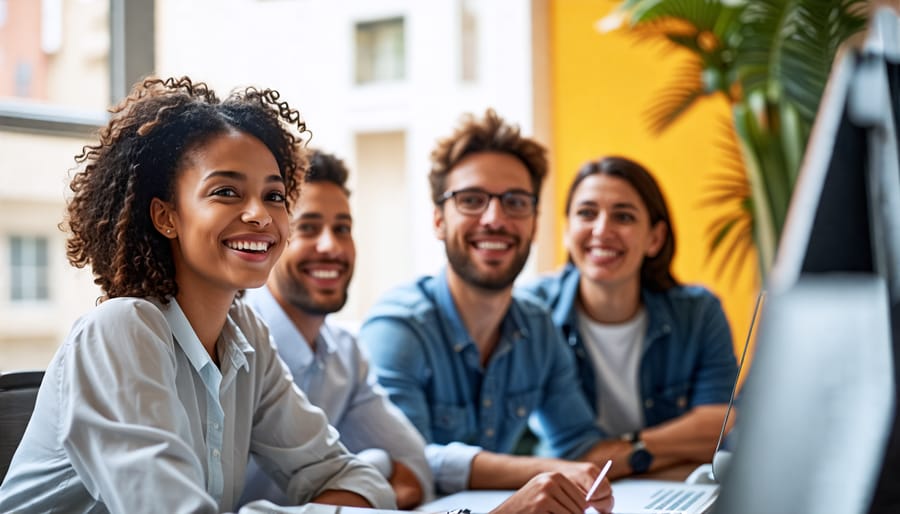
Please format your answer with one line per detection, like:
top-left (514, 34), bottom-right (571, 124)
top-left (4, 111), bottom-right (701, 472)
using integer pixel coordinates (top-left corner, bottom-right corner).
top-left (238, 149), bottom-right (432, 508)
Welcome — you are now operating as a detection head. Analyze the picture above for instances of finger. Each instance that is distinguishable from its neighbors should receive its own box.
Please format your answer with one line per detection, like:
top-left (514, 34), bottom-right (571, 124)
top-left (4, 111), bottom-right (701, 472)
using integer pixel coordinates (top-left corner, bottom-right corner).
top-left (588, 493), bottom-right (615, 514)
top-left (550, 477), bottom-right (588, 513)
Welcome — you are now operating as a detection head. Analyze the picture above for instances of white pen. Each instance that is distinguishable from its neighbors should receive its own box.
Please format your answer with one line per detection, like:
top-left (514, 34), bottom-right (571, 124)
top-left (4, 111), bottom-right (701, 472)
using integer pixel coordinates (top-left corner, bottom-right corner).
top-left (586, 459), bottom-right (613, 501)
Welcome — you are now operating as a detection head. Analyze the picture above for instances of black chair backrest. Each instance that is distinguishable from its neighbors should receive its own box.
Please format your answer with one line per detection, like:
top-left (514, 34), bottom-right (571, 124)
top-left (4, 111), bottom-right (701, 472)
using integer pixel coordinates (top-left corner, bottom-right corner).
top-left (0, 370), bottom-right (44, 484)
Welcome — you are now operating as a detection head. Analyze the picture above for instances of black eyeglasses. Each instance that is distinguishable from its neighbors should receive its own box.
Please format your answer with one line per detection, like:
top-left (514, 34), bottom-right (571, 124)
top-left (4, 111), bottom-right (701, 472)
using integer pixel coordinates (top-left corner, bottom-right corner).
top-left (439, 188), bottom-right (537, 218)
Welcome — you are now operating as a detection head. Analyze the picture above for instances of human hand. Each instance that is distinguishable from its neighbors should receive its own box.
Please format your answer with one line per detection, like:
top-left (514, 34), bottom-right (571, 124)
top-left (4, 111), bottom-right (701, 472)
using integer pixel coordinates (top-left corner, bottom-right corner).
top-left (489, 471), bottom-right (613, 514)
top-left (389, 460), bottom-right (424, 509)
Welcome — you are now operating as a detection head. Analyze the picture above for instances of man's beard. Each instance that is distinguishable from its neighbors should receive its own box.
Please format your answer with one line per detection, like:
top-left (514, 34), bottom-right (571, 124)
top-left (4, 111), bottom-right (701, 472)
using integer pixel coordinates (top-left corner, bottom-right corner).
top-left (281, 270), bottom-right (352, 316)
top-left (445, 234), bottom-right (531, 291)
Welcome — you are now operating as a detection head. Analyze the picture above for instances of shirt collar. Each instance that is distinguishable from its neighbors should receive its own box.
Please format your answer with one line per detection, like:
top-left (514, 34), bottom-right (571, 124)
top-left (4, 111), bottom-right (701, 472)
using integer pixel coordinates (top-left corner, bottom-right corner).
top-left (159, 297), bottom-right (251, 375)
top-left (435, 267), bottom-right (526, 356)
top-left (243, 286), bottom-right (335, 375)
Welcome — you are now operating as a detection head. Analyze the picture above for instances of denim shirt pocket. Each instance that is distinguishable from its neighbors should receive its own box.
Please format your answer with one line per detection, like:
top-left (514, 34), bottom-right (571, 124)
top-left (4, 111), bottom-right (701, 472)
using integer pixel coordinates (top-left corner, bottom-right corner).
top-left (430, 403), bottom-right (468, 443)
top-left (646, 381), bottom-right (691, 423)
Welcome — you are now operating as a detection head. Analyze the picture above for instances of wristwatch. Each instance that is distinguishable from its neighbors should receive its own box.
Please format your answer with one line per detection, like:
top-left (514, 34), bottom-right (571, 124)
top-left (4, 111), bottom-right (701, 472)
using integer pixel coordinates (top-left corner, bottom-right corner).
top-left (625, 431), bottom-right (653, 474)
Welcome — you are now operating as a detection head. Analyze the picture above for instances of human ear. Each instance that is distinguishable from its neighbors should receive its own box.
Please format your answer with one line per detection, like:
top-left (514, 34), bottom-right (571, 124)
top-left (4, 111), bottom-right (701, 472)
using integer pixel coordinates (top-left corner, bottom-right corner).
top-left (150, 197), bottom-right (177, 239)
top-left (433, 205), bottom-right (446, 241)
top-left (646, 220), bottom-right (667, 258)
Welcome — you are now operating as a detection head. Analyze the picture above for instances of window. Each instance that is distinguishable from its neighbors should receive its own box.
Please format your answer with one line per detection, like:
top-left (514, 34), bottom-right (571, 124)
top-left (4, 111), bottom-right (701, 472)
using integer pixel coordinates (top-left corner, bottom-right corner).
top-left (0, 0), bottom-right (154, 135)
top-left (10, 235), bottom-right (49, 302)
top-left (355, 17), bottom-right (405, 84)
top-left (460, 0), bottom-right (478, 82)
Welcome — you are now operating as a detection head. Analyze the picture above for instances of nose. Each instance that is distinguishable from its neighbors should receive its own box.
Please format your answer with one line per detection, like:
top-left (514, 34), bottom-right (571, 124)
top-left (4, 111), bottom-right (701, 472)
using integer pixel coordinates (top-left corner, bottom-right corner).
top-left (591, 212), bottom-right (610, 236)
top-left (316, 227), bottom-right (340, 255)
top-left (479, 196), bottom-right (507, 228)
top-left (242, 198), bottom-right (272, 228)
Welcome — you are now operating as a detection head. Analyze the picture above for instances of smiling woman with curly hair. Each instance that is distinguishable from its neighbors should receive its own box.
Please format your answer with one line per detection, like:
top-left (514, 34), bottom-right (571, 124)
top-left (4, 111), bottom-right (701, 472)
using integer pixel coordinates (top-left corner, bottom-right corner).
top-left (0, 77), bottom-right (395, 513)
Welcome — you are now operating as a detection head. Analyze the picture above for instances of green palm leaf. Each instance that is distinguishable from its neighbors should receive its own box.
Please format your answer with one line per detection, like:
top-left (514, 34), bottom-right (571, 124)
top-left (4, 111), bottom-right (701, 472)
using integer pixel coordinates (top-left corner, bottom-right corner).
top-left (612, 0), bottom-right (869, 278)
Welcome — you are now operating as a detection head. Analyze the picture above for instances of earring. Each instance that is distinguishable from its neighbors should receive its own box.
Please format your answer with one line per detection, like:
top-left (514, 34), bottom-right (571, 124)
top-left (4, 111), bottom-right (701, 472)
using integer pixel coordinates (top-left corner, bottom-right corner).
top-left (166, 229), bottom-right (172, 234)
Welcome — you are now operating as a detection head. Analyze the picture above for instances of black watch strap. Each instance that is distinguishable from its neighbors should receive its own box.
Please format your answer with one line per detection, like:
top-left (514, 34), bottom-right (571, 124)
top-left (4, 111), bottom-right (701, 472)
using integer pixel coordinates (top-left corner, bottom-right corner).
top-left (622, 430), bottom-right (642, 443)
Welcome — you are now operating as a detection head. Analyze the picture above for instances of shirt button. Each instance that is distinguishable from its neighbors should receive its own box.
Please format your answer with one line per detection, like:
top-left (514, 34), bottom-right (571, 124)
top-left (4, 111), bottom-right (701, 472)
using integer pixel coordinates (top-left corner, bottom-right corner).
top-left (516, 406), bottom-right (527, 417)
top-left (645, 399), bottom-right (654, 408)
top-left (677, 396), bottom-right (688, 408)
top-left (483, 398), bottom-right (493, 408)
top-left (212, 422), bottom-right (220, 430)
top-left (454, 344), bottom-right (464, 352)
top-left (212, 449), bottom-right (220, 459)
top-left (485, 428), bottom-right (495, 437)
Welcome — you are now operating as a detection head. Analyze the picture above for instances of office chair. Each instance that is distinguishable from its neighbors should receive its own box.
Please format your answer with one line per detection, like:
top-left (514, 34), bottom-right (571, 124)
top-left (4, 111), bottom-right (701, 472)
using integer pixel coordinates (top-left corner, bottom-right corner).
top-left (0, 370), bottom-right (44, 484)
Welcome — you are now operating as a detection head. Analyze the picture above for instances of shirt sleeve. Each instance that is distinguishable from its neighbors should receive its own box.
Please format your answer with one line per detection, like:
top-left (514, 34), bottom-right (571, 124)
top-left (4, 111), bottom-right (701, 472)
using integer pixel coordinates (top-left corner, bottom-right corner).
top-left (244, 311), bottom-right (396, 509)
top-left (529, 320), bottom-right (606, 459)
top-left (335, 339), bottom-right (435, 501)
top-left (358, 314), bottom-right (482, 494)
top-left (57, 300), bottom-right (227, 514)
top-left (689, 293), bottom-right (739, 406)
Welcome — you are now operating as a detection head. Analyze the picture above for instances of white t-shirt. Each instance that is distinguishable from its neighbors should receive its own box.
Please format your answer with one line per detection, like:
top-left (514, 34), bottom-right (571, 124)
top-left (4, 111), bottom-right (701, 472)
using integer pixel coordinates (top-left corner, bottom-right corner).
top-left (577, 306), bottom-right (648, 436)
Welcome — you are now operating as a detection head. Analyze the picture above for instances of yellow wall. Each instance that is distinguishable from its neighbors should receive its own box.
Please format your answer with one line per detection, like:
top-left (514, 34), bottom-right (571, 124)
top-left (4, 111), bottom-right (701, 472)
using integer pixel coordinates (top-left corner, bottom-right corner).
top-left (548, 0), bottom-right (760, 372)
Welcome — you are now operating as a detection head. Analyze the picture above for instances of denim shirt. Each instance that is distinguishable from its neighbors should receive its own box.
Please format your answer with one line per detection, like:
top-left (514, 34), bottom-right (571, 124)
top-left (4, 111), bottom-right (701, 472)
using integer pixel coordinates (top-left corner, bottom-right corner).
top-left (359, 269), bottom-right (603, 494)
top-left (520, 264), bottom-right (738, 429)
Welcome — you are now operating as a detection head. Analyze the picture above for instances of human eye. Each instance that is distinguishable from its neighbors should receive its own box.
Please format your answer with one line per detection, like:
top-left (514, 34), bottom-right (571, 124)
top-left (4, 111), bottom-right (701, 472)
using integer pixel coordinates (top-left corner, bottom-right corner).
top-left (266, 189), bottom-right (286, 203)
top-left (503, 193), bottom-right (533, 212)
top-left (574, 207), bottom-right (598, 220)
top-left (295, 222), bottom-right (321, 236)
top-left (613, 211), bottom-right (636, 223)
top-left (456, 191), bottom-right (487, 210)
top-left (211, 186), bottom-right (238, 198)
top-left (334, 223), bottom-right (353, 236)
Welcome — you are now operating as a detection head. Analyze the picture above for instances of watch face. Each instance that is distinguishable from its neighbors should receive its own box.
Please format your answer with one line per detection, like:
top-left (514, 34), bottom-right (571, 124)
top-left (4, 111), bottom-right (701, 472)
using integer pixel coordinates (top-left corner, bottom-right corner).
top-left (630, 448), bottom-right (653, 474)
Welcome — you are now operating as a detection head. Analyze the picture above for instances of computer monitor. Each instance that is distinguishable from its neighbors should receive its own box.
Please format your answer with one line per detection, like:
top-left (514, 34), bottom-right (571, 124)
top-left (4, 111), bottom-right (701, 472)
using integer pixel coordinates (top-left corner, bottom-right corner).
top-left (714, 7), bottom-right (900, 513)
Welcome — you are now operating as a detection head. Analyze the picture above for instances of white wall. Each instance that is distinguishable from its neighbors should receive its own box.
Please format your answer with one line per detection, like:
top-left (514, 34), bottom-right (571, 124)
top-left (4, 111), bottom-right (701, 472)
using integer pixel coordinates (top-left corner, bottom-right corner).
top-left (156, 0), bottom-right (547, 321)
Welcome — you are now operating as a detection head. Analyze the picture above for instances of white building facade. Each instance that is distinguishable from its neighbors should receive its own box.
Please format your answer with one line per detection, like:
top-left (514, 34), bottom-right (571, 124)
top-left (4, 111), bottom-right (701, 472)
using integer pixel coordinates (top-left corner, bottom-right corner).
top-left (1, 0), bottom-right (554, 370)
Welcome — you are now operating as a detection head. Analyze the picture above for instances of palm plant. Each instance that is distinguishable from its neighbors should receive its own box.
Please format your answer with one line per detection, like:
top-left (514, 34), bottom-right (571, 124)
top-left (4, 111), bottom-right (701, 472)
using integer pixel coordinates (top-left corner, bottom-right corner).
top-left (604, 0), bottom-right (868, 279)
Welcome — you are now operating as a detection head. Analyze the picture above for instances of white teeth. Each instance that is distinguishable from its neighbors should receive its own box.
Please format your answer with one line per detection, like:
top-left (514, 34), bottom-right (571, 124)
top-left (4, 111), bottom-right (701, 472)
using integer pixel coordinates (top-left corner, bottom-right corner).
top-left (590, 248), bottom-right (618, 258)
top-left (227, 241), bottom-right (269, 252)
top-left (477, 241), bottom-right (508, 250)
top-left (310, 269), bottom-right (339, 279)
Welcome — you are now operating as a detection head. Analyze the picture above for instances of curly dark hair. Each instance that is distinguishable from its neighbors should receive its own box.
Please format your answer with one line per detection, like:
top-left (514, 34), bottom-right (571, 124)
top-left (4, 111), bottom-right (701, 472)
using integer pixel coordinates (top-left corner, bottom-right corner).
top-left (428, 108), bottom-right (548, 204)
top-left (64, 76), bottom-right (310, 303)
top-left (306, 148), bottom-right (351, 196)
top-left (565, 156), bottom-right (679, 292)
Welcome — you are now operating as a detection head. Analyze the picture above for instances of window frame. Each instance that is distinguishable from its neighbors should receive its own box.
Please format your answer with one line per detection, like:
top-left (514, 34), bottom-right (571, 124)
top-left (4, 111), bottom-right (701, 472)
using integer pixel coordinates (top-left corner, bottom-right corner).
top-left (0, 0), bottom-right (154, 136)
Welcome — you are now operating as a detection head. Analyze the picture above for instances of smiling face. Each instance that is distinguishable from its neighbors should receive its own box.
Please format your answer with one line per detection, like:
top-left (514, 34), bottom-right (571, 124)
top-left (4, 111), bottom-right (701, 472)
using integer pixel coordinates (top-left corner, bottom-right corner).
top-left (151, 129), bottom-right (289, 298)
top-left (267, 181), bottom-right (355, 316)
top-left (565, 173), bottom-right (666, 293)
top-left (435, 151), bottom-right (536, 292)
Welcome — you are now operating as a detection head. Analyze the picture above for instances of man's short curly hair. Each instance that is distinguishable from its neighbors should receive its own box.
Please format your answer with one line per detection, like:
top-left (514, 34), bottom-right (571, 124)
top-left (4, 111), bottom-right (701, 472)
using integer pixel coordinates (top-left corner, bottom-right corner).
top-left (64, 76), bottom-right (310, 303)
top-left (428, 108), bottom-right (548, 204)
top-left (305, 148), bottom-right (351, 196)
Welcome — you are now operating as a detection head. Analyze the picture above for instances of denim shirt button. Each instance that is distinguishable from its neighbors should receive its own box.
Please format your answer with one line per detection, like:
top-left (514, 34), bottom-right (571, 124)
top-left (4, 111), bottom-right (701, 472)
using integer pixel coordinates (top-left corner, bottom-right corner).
top-left (483, 398), bottom-right (493, 408)
top-left (485, 428), bottom-right (495, 437)
top-left (644, 399), bottom-right (654, 408)
top-left (516, 406), bottom-right (527, 417)
top-left (453, 343), bottom-right (464, 352)
top-left (677, 396), bottom-right (688, 408)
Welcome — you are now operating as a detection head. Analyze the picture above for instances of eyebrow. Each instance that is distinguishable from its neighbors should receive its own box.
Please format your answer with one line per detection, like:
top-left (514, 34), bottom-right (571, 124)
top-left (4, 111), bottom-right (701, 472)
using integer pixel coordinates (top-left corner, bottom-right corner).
top-left (295, 213), bottom-right (353, 222)
top-left (202, 170), bottom-right (284, 184)
top-left (576, 200), bottom-right (639, 210)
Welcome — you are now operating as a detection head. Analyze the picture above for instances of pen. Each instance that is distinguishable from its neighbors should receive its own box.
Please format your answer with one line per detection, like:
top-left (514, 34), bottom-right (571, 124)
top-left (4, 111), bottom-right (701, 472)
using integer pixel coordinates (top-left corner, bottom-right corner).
top-left (585, 459), bottom-right (613, 501)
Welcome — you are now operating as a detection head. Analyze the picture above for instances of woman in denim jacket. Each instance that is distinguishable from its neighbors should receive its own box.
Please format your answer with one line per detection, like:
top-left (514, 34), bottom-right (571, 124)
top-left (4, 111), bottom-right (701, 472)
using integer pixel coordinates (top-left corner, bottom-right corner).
top-left (521, 156), bottom-right (738, 480)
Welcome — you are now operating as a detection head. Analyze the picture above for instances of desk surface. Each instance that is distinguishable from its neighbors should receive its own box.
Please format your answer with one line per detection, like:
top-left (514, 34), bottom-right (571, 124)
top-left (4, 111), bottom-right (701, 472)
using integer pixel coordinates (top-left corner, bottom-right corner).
top-left (416, 463), bottom-right (709, 513)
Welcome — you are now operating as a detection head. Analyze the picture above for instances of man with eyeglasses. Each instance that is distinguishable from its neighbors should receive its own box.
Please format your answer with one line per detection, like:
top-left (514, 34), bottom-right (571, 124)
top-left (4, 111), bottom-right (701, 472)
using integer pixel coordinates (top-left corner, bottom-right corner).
top-left (358, 109), bottom-right (614, 514)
